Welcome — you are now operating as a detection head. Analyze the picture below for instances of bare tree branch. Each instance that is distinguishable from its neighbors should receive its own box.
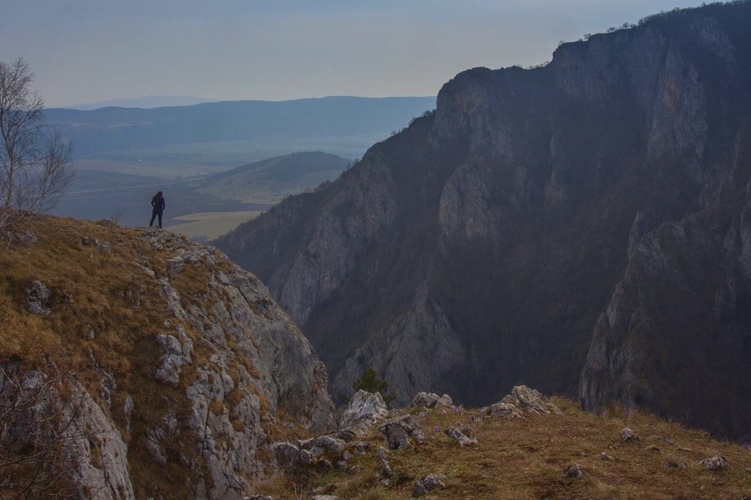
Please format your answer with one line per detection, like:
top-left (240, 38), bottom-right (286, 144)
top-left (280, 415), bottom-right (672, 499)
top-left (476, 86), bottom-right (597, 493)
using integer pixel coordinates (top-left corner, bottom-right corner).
top-left (0, 363), bottom-right (78, 499)
top-left (0, 58), bottom-right (74, 231)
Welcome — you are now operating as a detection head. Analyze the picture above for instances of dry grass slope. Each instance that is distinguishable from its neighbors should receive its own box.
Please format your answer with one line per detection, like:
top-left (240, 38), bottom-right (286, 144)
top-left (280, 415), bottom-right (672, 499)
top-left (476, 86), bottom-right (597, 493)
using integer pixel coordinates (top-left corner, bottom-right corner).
top-left (0, 214), bottom-right (240, 497)
top-left (4, 215), bottom-right (751, 499)
top-left (260, 398), bottom-right (751, 499)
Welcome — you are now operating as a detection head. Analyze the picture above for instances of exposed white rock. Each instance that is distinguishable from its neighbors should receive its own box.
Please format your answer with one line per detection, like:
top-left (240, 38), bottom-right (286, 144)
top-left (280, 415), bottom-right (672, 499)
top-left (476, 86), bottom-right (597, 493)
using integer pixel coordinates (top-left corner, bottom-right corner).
top-left (700, 454), bottom-right (730, 470)
top-left (412, 473), bottom-right (447, 497)
top-left (490, 385), bottom-right (561, 419)
top-left (339, 390), bottom-right (389, 435)
top-left (26, 280), bottom-right (52, 315)
top-left (410, 392), bottom-right (454, 408)
top-left (444, 425), bottom-right (478, 447)
top-left (64, 380), bottom-right (135, 499)
top-left (333, 284), bottom-right (465, 406)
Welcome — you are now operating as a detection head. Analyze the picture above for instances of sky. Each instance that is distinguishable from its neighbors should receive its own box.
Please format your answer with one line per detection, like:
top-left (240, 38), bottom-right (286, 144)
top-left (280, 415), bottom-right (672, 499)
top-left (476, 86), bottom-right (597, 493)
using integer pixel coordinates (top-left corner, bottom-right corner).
top-left (1, 0), bottom-right (711, 108)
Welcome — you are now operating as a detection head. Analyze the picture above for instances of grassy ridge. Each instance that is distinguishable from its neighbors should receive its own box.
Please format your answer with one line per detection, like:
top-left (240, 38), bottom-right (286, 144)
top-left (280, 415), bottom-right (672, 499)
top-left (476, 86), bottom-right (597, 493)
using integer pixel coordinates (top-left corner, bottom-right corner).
top-left (0, 215), bottom-right (234, 496)
top-left (261, 398), bottom-right (751, 499)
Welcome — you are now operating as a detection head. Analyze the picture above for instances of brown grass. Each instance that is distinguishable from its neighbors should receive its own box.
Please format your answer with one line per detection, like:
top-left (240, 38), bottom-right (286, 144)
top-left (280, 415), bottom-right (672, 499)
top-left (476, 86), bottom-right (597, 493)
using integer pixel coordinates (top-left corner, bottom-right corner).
top-left (0, 215), bottom-right (233, 498)
top-left (257, 398), bottom-right (751, 499)
top-left (5, 215), bottom-right (751, 499)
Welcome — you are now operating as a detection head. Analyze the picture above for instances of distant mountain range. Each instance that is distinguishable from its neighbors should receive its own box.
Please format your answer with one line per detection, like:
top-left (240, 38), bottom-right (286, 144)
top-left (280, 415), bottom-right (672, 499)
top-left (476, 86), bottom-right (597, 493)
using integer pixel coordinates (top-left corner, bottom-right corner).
top-left (49, 96), bottom-right (435, 230)
top-left (46, 96), bottom-right (436, 161)
top-left (63, 95), bottom-right (218, 110)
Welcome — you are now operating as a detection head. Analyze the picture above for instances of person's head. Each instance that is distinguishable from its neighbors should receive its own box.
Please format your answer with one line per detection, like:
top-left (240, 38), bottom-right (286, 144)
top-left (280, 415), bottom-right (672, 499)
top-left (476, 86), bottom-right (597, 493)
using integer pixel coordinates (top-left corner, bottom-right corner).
top-left (156, 191), bottom-right (163, 197)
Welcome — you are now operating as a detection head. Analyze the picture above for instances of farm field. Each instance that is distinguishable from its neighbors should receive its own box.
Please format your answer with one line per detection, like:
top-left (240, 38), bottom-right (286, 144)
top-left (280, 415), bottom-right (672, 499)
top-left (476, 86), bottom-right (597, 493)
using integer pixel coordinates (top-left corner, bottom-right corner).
top-left (169, 211), bottom-right (262, 241)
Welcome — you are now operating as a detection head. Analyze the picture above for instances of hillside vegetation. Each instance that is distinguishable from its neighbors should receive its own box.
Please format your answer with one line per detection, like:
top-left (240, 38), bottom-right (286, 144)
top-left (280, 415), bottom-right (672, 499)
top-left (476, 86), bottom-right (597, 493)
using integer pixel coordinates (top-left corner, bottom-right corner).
top-left (0, 214), bottom-right (334, 498)
top-left (261, 395), bottom-right (751, 499)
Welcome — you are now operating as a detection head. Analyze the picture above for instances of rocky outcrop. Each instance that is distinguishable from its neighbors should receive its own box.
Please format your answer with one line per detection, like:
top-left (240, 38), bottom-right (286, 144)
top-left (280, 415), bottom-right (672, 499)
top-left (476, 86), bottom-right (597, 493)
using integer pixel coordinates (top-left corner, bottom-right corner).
top-left (64, 379), bottom-right (135, 499)
top-left (142, 231), bottom-right (335, 498)
top-left (1, 222), bottom-right (335, 499)
top-left (488, 385), bottom-right (561, 419)
top-left (339, 390), bottom-right (389, 435)
top-left (410, 391), bottom-right (454, 409)
top-left (215, 3), bottom-right (751, 437)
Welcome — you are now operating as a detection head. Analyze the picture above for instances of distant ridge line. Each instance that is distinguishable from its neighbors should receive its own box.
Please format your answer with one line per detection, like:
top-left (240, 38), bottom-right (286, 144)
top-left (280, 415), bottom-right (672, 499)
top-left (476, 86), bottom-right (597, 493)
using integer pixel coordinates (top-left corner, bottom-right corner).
top-left (60, 95), bottom-right (436, 111)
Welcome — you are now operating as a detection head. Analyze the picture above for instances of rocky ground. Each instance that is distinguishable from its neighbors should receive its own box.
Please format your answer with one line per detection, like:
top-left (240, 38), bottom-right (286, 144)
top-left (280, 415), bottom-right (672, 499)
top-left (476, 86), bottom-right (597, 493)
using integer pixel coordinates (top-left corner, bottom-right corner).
top-left (254, 386), bottom-right (751, 499)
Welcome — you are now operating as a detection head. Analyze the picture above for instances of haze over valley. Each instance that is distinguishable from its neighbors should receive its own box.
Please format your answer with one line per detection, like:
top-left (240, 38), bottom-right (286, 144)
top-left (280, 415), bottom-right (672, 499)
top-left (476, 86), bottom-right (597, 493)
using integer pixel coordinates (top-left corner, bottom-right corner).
top-left (48, 96), bottom-right (434, 234)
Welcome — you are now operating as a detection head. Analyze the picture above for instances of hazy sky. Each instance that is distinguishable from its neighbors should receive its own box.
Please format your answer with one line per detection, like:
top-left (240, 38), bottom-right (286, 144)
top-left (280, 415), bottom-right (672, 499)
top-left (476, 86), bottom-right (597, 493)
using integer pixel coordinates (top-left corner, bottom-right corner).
top-left (1, 0), bottom-right (709, 108)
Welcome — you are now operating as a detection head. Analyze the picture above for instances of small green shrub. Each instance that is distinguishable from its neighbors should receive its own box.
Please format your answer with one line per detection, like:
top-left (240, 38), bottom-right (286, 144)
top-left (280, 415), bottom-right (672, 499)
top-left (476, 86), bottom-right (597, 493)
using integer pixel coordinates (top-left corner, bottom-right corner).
top-left (353, 368), bottom-right (395, 406)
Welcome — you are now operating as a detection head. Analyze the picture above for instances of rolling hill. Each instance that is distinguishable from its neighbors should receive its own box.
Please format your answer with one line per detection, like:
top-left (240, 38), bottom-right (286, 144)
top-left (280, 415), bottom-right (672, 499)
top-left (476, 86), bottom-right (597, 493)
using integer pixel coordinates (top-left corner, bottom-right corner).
top-left (188, 151), bottom-right (352, 204)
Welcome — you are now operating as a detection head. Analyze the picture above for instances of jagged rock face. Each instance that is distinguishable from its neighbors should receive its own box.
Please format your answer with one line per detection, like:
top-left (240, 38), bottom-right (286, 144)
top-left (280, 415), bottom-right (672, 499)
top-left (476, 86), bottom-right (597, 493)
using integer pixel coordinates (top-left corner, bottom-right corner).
top-left (216, 3), bottom-right (751, 437)
top-left (580, 207), bottom-right (751, 438)
top-left (143, 231), bottom-right (335, 498)
top-left (1, 224), bottom-right (335, 499)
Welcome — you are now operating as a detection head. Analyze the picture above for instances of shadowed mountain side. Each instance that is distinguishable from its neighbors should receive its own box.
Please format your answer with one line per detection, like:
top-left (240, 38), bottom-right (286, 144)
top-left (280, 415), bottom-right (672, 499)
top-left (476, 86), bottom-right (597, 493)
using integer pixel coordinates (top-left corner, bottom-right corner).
top-left (215, 2), bottom-right (751, 440)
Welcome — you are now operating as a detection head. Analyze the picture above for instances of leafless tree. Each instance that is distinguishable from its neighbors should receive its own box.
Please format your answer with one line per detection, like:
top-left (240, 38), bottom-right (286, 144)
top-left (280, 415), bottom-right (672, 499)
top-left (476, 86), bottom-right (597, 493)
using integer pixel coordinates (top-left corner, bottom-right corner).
top-left (0, 363), bottom-right (78, 499)
top-left (0, 58), bottom-right (74, 231)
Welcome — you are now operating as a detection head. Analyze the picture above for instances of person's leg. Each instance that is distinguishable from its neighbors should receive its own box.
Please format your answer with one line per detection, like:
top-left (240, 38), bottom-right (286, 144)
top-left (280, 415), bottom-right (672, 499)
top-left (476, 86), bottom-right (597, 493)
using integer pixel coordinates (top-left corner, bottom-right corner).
top-left (158, 211), bottom-right (163, 228)
top-left (150, 210), bottom-right (157, 227)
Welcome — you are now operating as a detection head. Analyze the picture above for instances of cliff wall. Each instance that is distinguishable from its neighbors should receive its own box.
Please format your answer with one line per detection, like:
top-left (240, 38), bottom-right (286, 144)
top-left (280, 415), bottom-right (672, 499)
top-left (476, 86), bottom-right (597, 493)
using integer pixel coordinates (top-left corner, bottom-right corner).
top-left (216, 2), bottom-right (751, 438)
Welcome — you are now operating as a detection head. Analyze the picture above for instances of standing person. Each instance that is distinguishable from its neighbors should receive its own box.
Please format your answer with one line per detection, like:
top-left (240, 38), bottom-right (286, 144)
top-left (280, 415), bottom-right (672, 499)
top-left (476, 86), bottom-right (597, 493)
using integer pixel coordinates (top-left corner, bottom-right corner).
top-left (149, 191), bottom-right (166, 228)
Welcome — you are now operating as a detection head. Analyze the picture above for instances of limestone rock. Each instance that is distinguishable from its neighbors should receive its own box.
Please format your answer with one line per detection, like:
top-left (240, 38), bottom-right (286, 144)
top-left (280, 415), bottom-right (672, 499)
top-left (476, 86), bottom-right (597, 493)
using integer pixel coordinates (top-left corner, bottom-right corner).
top-left (377, 446), bottom-right (392, 477)
top-left (410, 392), bottom-right (454, 408)
top-left (491, 386), bottom-right (560, 419)
top-left (4, 227), bottom-right (337, 499)
top-left (620, 428), bottom-right (640, 441)
top-left (95, 239), bottom-right (111, 253)
top-left (700, 454), bottom-right (730, 470)
top-left (26, 280), bottom-right (52, 315)
top-left (153, 328), bottom-right (193, 387)
top-left (331, 284), bottom-right (465, 406)
top-left (339, 390), bottom-right (389, 434)
top-left (298, 435), bottom-right (347, 455)
top-left (213, 3), bottom-right (751, 440)
top-left (166, 256), bottom-right (184, 274)
top-left (444, 426), bottom-right (478, 447)
top-left (412, 473), bottom-right (446, 497)
top-left (13, 230), bottom-right (38, 245)
top-left (271, 442), bottom-right (302, 468)
top-left (379, 415), bottom-right (422, 450)
top-left (490, 402), bottom-right (525, 419)
top-left (564, 463), bottom-right (585, 478)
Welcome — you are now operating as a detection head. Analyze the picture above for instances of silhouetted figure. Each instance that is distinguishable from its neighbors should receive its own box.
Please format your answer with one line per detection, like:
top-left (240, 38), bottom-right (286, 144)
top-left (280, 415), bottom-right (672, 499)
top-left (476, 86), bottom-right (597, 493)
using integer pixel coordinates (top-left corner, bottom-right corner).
top-left (149, 191), bottom-right (166, 228)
